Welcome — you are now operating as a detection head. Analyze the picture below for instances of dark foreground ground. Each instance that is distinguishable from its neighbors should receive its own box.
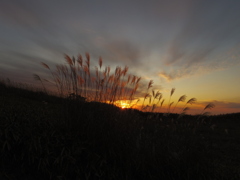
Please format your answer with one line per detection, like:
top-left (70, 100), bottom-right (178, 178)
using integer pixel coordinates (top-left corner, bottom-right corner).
top-left (0, 82), bottom-right (240, 179)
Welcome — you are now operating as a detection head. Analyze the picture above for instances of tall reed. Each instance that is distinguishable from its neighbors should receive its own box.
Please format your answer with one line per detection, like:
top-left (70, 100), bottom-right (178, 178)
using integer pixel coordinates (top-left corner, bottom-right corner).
top-left (35, 53), bottom-right (142, 108)
top-left (34, 53), bottom-right (214, 115)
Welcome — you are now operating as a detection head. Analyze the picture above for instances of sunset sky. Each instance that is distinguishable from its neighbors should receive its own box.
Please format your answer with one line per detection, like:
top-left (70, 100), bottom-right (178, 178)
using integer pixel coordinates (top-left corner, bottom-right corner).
top-left (0, 0), bottom-right (240, 115)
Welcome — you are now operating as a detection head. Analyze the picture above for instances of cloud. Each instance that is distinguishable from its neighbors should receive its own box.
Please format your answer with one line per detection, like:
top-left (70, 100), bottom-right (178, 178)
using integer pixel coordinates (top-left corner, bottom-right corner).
top-left (102, 39), bottom-right (143, 66)
top-left (197, 100), bottom-right (240, 109)
top-left (0, 0), bottom-right (44, 28)
top-left (158, 61), bottom-right (226, 81)
top-left (158, 72), bottom-right (174, 82)
top-left (0, 50), bottom-right (58, 83)
top-left (211, 100), bottom-right (240, 109)
top-left (159, 0), bottom-right (240, 81)
top-left (159, 45), bottom-right (240, 81)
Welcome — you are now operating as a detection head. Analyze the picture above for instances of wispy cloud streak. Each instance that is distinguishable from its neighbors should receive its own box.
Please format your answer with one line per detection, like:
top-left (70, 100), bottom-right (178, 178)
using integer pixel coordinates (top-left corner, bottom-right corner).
top-left (159, 0), bottom-right (240, 81)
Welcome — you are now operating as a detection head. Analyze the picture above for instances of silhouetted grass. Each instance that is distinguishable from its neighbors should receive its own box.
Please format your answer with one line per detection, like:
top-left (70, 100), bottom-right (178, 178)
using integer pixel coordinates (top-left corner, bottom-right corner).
top-left (0, 80), bottom-right (240, 179)
top-left (35, 53), bottom-right (203, 116)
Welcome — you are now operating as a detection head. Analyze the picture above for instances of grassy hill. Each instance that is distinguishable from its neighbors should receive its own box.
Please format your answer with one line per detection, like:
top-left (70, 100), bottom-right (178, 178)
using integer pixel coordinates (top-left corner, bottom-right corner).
top-left (0, 81), bottom-right (240, 179)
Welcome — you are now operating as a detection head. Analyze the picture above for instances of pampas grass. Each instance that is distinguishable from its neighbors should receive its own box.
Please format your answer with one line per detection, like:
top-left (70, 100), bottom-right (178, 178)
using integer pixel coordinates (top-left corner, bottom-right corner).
top-left (34, 53), bottom-right (215, 116)
top-left (172, 95), bottom-right (187, 113)
top-left (168, 88), bottom-right (175, 113)
top-left (1, 78), bottom-right (238, 180)
top-left (186, 97), bottom-right (197, 105)
top-left (33, 74), bottom-right (47, 94)
top-left (35, 53), bottom-right (143, 109)
top-left (201, 102), bottom-right (215, 114)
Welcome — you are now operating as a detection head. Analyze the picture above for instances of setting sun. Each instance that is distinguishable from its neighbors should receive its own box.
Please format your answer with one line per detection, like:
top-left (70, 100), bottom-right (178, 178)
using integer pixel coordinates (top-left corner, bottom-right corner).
top-left (1, 1), bottom-right (240, 179)
top-left (117, 101), bottom-right (130, 109)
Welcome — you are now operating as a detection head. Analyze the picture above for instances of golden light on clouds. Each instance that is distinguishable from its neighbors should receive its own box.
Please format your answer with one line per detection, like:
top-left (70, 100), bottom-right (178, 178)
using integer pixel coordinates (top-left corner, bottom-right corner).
top-left (0, 0), bottom-right (240, 114)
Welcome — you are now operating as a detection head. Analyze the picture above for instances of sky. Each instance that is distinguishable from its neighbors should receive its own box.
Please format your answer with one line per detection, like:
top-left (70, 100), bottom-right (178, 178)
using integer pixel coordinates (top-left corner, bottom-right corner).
top-left (0, 0), bottom-right (240, 115)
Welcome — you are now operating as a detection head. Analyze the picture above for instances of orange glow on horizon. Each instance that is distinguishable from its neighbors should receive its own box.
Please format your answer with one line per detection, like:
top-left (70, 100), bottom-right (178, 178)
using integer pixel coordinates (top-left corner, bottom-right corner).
top-left (117, 101), bottom-right (131, 109)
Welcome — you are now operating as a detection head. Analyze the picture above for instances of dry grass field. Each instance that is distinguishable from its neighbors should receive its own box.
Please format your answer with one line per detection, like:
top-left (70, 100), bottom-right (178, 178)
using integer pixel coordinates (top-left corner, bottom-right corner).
top-left (0, 80), bottom-right (240, 179)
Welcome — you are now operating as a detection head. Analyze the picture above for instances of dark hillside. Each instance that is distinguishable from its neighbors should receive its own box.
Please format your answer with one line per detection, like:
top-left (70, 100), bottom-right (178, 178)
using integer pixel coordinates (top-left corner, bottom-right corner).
top-left (0, 81), bottom-right (240, 179)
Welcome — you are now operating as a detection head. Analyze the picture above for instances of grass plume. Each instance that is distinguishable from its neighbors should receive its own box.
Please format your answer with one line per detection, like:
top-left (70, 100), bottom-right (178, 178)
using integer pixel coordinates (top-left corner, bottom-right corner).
top-left (34, 53), bottom-right (215, 116)
top-left (172, 94), bottom-right (187, 113)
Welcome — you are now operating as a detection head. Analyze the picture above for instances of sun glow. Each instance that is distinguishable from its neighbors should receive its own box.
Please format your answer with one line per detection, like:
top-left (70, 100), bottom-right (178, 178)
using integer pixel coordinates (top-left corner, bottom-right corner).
top-left (117, 101), bottom-right (131, 109)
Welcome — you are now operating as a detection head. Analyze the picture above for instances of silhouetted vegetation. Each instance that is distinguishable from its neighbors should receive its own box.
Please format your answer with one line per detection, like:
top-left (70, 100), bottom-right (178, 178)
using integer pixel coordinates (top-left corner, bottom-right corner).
top-left (35, 53), bottom-right (202, 115)
top-left (0, 80), bottom-right (240, 179)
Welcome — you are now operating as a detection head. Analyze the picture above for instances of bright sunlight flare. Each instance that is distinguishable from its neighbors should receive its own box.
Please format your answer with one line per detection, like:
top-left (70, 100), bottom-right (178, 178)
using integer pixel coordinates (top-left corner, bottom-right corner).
top-left (116, 101), bottom-right (131, 109)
